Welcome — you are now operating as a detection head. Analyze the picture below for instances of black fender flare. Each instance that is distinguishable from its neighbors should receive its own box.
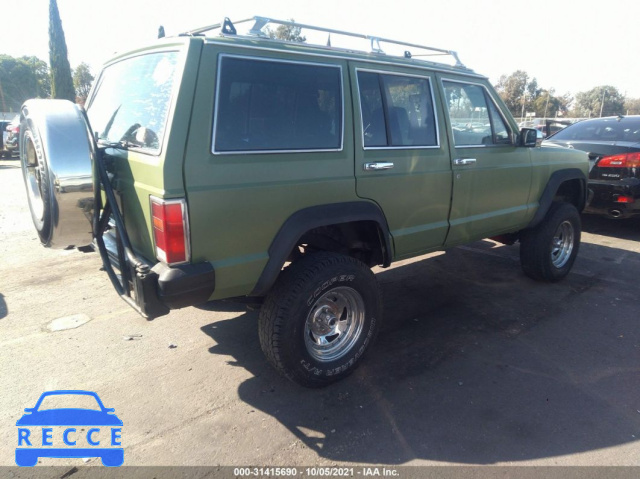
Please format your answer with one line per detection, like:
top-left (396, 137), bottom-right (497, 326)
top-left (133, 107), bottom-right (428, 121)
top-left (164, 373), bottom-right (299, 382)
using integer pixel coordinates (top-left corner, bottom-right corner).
top-left (527, 168), bottom-right (588, 229)
top-left (250, 202), bottom-right (393, 297)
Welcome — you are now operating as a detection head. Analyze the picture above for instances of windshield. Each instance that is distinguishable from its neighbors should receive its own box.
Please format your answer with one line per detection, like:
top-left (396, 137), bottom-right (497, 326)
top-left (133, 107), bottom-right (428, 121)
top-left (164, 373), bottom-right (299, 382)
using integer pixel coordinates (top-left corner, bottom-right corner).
top-left (551, 118), bottom-right (640, 143)
top-left (87, 51), bottom-right (180, 152)
top-left (36, 393), bottom-right (102, 411)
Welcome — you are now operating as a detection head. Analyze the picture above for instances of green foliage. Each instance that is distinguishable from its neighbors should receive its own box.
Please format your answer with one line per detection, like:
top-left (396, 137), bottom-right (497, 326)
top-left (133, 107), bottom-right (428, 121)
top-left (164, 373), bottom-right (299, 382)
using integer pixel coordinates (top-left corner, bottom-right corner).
top-left (266, 19), bottom-right (306, 43)
top-left (571, 86), bottom-right (624, 117)
top-left (0, 55), bottom-right (51, 111)
top-left (73, 62), bottom-right (94, 105)
top-left (494, 71), bottom-right (577, 119)
top-left (49, 0), bottom-right (75, 102)
top-left (495, 70), bottom-right (531, 117)
top-left (532, 90), bottom-right (572, 118)
top-left (624, 97), bottom-right (640, 115)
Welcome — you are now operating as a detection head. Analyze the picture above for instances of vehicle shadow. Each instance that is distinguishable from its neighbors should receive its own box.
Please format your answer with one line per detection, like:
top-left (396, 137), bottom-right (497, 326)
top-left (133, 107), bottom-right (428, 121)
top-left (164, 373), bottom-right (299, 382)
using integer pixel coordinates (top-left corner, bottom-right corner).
top-left (200, 241), bottom-right (640, 464)
top-left (582, 213), bottom-right (640, 241)
top-left (0, 293), bottom-right (6, 319)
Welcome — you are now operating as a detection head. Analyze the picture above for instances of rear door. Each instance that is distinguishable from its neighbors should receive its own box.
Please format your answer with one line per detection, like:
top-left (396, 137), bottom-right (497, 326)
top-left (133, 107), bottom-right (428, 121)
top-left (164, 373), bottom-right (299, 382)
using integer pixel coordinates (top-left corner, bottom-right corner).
top-left (439, 77), bottom-right (532, 246)
top-left (351, 63), bottom-right (453, 260)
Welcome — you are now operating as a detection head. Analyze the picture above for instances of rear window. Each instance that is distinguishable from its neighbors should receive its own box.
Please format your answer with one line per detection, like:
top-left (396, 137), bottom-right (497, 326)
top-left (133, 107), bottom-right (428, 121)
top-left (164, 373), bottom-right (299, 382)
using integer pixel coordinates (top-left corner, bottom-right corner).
top-left (551, 118), bottom-right (640, 143)
top-left (87, 51), bottom-right (180, 152)
top-left (214, 56), bottom-right (343, 153)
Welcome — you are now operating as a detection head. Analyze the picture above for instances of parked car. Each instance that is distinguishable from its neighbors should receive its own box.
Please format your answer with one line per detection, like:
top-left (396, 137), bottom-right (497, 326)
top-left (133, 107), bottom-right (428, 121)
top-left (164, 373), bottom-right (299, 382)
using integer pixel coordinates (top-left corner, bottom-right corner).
top-left (536, 119), bottom-right (572, 138)
top-left (0, 120), bottom-right (10, 157)
top-left (18, 17), bottom-right (589, 387)
top-left (5, 116), bottom-right (20, 157)
top-left (544, 115), bottom-right (640, 218)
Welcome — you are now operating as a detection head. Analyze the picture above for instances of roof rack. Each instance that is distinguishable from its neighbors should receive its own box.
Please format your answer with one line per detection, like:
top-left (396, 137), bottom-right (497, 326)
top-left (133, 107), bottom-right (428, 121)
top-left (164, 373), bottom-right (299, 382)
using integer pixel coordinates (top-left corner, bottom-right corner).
top-left (180, 16), bottom-right (465, 68)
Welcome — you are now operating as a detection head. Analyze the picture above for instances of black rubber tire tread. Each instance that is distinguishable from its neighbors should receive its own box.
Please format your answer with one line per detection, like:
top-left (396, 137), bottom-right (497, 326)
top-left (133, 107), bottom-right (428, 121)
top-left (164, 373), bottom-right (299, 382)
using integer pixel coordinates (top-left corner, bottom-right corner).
top-left (520, 202), bottom-right (581, 282)
top-left (258, 252), bottom-right (382, 388)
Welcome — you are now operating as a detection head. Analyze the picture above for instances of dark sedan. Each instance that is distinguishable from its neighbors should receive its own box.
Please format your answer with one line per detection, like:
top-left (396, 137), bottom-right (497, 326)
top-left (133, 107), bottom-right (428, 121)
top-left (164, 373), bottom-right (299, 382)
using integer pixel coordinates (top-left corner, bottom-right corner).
top-left (544, 115), bottom-right (640, 218)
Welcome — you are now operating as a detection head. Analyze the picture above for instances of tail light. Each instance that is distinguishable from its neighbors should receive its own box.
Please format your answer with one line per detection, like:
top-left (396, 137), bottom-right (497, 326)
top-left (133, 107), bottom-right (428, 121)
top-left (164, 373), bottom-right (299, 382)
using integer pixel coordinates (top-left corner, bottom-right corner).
top-left (598, 152), bottom-right (640, 168)
top-left (150, 197), bottom-right (189, 265)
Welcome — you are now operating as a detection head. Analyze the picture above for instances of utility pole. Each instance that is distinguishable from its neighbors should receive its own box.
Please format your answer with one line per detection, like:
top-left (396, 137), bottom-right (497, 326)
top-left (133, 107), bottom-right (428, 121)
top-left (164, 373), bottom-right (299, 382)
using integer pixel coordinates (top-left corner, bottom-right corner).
top-left (543, 89), bottom-right (553, 119)
top-left (599, 89), bottom-right (607, 117)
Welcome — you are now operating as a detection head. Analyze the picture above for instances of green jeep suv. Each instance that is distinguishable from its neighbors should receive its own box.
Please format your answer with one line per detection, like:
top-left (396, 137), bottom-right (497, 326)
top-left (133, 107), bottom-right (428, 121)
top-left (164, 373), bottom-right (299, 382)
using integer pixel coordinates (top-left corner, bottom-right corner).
top-left (20, 17), bottom-right (589, 387)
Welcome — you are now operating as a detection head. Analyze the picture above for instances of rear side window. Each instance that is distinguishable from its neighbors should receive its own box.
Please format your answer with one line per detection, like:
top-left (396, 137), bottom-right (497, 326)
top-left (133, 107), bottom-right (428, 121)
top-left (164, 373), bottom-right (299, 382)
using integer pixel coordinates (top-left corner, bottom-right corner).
top-left (551, 118), bottom-right (640, 142)
top-left (214, 56), bottom-right (342, 153)
top-left (357, 71), bottom-right (438, 148)
top-left (87, 52), bottom-right (180, 152)
top-left (443, 81), bottom-right (511, 146)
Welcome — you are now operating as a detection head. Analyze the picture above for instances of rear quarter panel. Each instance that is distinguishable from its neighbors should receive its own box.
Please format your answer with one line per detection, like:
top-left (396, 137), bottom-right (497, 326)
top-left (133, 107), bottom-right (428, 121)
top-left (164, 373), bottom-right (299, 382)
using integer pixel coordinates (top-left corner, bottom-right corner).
top-left (183, 43), bottom-right (360, 299)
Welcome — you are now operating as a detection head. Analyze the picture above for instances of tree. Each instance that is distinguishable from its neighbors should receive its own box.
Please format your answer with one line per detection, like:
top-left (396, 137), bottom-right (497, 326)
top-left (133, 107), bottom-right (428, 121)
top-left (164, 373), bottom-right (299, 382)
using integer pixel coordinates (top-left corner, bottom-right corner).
top-left (49, 0), bottom-right (75, 101)
top-left (0, 55), bottom-right (50, 111)
top-left (495, 70), bottom-right (541, 118)
top-left (624, 97), bottom-right (640, 115)
top-left (532, 89), bottom-right (572, 118)
top-left (571, 86), bottom-right (624, 118)
top-left (266, 19), bottom-right (306, 43)
top-left (73, 62), bottom-right (94, 105)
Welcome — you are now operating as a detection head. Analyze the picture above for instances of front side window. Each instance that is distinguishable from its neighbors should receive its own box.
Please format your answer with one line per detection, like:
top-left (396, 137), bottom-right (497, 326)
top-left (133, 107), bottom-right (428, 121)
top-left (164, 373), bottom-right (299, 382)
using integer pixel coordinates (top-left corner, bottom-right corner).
top-left (214, 56), bottom-right (342, 153)
top-left (357, 71), bottom-right (437, 148)
top-left (443, 81), bottom-right (511, 146)
top-left (87, 52), bottom-right (180, 152)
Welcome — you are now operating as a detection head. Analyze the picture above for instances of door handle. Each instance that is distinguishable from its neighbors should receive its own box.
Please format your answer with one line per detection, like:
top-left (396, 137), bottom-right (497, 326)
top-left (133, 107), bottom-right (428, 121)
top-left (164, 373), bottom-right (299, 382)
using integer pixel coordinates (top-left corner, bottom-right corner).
top-left (453, 158), bottom-right (477, 166)
top-left (364, 162), bottom-right (395, 171)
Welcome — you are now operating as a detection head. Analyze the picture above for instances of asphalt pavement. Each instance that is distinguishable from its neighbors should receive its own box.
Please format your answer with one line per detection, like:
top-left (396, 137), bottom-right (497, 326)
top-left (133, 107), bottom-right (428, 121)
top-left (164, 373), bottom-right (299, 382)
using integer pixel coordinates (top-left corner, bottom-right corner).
top-left (1, 158), bottom-right (639, 472)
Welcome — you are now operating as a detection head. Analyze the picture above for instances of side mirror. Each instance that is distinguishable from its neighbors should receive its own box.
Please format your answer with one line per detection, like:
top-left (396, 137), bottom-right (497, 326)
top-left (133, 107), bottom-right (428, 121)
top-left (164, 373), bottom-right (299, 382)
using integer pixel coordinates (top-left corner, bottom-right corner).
top-left (23, 408), bottom-right (35, 413)
top-left (520, 128), bottom-right (541, 147)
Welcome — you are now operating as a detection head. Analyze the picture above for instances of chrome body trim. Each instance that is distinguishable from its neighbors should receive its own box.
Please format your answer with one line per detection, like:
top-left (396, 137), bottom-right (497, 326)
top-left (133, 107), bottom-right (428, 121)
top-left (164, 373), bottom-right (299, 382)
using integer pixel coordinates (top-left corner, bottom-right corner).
top-left (364, 162), bottom-right (395, 171)
top-left (453, 158), bottom-right (477, 166)
top-left (212, 53), bottom-right (345, 156)
top-left (354, 67), bottom-right (441, 151)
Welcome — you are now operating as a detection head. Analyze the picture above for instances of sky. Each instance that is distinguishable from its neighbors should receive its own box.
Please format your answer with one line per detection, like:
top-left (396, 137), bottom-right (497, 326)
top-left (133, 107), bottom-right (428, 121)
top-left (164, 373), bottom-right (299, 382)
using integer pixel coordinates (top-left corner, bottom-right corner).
top-left (2, 0), bottom-right (640, 99)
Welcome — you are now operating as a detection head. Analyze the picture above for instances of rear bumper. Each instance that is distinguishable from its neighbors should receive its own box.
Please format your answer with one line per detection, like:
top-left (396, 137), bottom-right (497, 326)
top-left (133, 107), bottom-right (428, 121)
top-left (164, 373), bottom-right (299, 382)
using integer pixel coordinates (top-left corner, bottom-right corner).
top-left (101, 233), bottom-right (215, 319)
top-left (152, 262), bottom-right (216, 309)
top-left (585, 178), bottom-right (640, 218)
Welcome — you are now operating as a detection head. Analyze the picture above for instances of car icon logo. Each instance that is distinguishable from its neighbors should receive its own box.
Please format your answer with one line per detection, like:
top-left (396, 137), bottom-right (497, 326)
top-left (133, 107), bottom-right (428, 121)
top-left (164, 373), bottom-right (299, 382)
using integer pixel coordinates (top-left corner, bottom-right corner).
top-left (16, 390), bottom-right (123, 467)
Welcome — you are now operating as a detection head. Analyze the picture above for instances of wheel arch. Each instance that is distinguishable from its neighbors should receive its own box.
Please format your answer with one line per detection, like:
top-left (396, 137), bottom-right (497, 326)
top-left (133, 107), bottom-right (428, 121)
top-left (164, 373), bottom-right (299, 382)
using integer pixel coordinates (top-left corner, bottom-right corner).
top-left (527, 168), bottom-right (587, 230)
top-left (250, 202), bottom-right (393, 297)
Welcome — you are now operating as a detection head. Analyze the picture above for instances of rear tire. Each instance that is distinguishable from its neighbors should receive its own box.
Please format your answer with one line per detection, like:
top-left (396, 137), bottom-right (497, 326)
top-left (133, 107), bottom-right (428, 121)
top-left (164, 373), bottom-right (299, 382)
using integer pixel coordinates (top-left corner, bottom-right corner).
top-left (520, 202), bottom-right (581, 282)
top-left (259, 252), bottom-right (382, 388)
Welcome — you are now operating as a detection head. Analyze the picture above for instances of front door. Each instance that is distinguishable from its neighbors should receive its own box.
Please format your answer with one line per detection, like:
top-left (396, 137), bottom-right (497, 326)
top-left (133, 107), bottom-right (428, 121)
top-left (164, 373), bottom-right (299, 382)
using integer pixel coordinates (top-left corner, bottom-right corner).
top-left (440, 78), bottom-right (532, 246)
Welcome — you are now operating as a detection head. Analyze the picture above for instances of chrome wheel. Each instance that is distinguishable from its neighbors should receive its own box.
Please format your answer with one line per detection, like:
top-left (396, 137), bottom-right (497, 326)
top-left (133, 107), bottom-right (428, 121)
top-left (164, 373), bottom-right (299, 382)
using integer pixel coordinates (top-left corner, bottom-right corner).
top-left (23, 133), bottom-right (46, 228)
top-left (304, 286), bottom-right (365, 362)
top-left (551, 220), bottom-right (574, 268)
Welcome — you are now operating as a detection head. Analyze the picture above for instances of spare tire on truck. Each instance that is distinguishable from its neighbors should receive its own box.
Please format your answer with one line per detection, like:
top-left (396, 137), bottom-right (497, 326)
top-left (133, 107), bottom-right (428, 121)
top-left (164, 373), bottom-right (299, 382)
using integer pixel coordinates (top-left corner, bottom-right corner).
top-left (20, 99), bottom-right (95, 249)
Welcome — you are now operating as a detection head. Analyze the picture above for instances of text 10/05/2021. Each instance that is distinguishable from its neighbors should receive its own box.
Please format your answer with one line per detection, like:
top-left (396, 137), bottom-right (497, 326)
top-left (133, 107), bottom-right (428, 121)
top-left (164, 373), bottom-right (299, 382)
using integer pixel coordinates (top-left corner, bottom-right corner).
top-left (233, 467), bottom-right (400, 477)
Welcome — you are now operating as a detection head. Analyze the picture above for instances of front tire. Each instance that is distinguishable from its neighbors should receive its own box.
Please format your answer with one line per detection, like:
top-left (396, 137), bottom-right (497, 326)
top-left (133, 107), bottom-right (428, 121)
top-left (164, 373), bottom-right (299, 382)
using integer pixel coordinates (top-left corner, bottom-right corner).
top-left (259, 252), bottom-right (382, 388)
top-left (520, 202), bottom-right (581, 282)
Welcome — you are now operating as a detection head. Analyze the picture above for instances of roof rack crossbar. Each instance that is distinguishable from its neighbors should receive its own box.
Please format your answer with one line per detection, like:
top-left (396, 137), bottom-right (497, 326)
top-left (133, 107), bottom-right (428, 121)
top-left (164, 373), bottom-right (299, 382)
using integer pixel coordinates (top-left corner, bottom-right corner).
top-left (181, 16), bottom-right (465, 68)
